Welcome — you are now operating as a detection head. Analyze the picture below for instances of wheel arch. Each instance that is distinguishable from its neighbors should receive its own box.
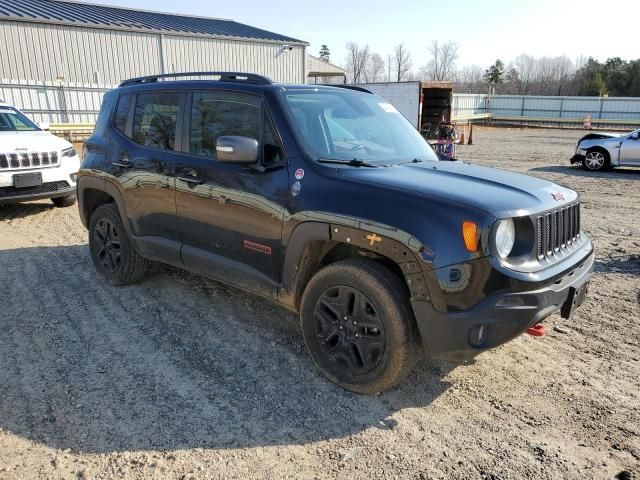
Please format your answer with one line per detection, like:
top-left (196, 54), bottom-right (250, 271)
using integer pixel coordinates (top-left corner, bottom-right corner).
top-left (279, 221), bottom-right (429, 312)
top-left (78, 176), bottom-right (132, 236)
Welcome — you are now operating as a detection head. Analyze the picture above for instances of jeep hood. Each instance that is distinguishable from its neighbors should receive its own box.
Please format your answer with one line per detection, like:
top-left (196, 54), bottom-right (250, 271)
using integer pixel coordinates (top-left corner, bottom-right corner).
top-left (0, 130), bottom-right (72, 152)
top-left (337, 160), bottom-right (577, 218)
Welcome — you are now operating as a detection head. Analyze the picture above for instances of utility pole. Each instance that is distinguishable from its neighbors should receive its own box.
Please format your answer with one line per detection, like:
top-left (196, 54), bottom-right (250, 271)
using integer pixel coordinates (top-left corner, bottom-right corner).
top-left (388, 54), bottom-right (391, 82)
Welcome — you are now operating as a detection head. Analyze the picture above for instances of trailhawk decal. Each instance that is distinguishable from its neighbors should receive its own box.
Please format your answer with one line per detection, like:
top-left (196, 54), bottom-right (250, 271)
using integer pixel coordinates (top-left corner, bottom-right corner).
top-left (243, 240), bottom-right (272, 255)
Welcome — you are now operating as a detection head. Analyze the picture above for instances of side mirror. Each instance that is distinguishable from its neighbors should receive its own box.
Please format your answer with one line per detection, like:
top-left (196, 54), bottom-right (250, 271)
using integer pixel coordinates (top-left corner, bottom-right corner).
top-left (37, 121), bottom-right (50, 131)
top-left (216, 135), bottom-right (259, 164)
top-left (632, 132), bottom-right (639, 140)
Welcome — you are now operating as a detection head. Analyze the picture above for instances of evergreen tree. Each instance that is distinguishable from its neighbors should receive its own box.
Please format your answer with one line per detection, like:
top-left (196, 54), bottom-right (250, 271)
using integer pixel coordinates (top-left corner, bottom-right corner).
top-left (484, 60), bottom-right (505, 94)
top-left (319, 45), bottom-right (330, 62)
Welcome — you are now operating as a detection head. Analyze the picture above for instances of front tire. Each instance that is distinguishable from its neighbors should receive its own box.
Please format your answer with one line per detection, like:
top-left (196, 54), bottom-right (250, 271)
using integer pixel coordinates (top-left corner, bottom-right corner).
top-left (300, 258), bottom-right (421, 394)
top-left (582, 149), bottom-right (610, 171)
top-left (88, 203), bottom-right (147, 286)
top-left (52, 195), bottom-right (76, 208)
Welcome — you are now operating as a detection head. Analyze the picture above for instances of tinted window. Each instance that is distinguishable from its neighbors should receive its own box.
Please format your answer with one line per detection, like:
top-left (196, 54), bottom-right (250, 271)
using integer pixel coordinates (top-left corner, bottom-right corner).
top-left (114, 93), bottom-right (131, 135)
top-left (132, 92), bottom-right (180, 151)
top-left (189, 92), bottom-right (260, 159)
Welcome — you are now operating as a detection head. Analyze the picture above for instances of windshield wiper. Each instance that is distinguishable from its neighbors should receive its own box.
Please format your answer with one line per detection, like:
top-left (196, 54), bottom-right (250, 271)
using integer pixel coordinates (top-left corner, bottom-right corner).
top-left (391, 158), bottom-right (426, 166)
top-left (317, 158), bottom-right (378, 167)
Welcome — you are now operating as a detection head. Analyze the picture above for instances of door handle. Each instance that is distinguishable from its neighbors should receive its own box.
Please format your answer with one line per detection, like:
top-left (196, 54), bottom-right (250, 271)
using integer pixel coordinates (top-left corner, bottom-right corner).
top-left (112, 157), bottom-right (133, 169)
top-left (177, 169), bottom-right (204, 185)
top-left (178, 176), bottom-right (204, 185)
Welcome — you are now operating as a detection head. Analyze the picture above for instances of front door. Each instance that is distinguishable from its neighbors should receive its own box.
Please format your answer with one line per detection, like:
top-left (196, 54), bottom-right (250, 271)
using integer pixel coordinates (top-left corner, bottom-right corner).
top-left (175, 90), bottom-right (288, 297)
top-left (620, 132), bottom-right (640, 166)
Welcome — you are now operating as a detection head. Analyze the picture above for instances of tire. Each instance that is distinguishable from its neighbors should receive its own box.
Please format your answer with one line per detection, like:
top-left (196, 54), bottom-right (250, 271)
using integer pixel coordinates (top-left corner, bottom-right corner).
top-left (300, 258), bottom-right (421, 394)
top-left (88, 203), bottom-right (147, 286)
top-left (582, 149), bottom-right (610, 171)
top-left (51, 194), bottom-right (76, 208)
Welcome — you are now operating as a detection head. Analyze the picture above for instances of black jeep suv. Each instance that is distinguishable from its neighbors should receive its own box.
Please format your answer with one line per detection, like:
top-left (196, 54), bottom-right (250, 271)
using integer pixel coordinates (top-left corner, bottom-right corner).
top-left (78, 72), bottom-right (594, 393)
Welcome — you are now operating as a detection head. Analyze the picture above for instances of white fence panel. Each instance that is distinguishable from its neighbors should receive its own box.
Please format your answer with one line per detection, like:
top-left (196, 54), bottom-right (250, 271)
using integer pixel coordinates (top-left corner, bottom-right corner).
top-left (0, 80), bottom-right (115, 123)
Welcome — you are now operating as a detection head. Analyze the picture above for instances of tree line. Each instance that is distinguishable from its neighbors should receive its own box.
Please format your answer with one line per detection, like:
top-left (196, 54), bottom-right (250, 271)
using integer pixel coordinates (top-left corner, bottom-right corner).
top-left (323, 42), bottom-right (640, 97)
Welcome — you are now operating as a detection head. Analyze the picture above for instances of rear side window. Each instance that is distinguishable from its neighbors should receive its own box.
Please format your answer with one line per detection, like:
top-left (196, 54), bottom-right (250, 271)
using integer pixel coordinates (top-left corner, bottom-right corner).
top-left (114, 93), bottom-right (131, 135)
top-left (189, 92), bottom-right (260, 159)
top-left (132, 92), bottom-right (180, 151)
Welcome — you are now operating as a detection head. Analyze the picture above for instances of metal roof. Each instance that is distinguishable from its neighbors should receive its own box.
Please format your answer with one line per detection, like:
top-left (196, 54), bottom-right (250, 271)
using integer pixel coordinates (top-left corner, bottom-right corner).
top-left (0, 0), bottom-right (307, 44)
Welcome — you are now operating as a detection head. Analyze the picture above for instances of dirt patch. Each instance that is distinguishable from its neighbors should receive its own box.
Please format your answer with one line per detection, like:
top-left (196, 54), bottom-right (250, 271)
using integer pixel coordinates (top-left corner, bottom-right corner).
top-left (1, 127), bottom-right (638, 479)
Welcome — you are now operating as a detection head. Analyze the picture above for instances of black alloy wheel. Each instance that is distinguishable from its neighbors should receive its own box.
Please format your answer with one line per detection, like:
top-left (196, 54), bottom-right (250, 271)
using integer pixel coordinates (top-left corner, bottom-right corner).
top-left (88, 203), bottom-right (147, 285)
top-left (300, 258), bottom-right (421, 394)
top-left (93, 217), bottom-right (122, 273)
top-left (313, 285), bottom-right (385, 375)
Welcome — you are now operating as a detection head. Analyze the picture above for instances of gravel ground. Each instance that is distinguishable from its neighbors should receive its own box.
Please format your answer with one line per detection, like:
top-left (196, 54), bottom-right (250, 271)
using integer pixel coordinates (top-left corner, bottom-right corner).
top-left (0, 127), bottom-right (638, 480)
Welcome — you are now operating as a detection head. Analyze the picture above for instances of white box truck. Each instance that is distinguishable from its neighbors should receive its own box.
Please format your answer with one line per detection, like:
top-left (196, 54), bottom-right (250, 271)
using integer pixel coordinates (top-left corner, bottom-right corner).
top-left (356, 81), bottom-right (453, 138)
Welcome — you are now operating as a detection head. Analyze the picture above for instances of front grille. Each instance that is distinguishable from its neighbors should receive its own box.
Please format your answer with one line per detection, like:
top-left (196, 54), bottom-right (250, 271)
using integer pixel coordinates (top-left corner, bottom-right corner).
top-left (536, 203), bottom-right (581, 259)
top-left (0, 151), bottom-right (59, 171)
top-left (0, 181), bottom-right (70, 199)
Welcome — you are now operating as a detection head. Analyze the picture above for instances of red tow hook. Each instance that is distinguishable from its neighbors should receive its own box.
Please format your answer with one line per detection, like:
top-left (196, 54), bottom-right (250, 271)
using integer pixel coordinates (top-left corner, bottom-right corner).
top-left (526, 324), bottom-right (546, 337)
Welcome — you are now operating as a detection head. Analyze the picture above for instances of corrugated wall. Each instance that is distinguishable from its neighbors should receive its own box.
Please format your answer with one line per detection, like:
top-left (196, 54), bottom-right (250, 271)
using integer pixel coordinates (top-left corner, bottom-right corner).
top-left (0, 21), bottom-right (162, 84)
top-left (0, 20), bottom-right (305, 85)
top-left (162, 36), bottom-right (304, 83)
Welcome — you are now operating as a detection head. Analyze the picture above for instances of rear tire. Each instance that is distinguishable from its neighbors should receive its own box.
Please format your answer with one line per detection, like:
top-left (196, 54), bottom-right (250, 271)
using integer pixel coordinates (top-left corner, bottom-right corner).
top-left (88, 203), bottom-right (147, 286)
top-left (300, 258), bottom-right (421, 394)
top-left (52, 195), bottom-right (76, 208)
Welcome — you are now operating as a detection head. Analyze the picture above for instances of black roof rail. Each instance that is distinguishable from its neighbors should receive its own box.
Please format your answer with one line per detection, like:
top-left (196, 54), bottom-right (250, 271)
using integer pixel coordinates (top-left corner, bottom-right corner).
top-left (119, 72), bottom-right (273, 87)
top-left (324, 84), bottom-right (373, 94)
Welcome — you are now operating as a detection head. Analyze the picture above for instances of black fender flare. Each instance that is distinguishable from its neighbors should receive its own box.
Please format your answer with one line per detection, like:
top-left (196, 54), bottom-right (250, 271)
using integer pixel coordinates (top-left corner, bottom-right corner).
top-left (77, 175), bottom-right (106, 229)
top-left (278, 221), bottom-right (430, 311)
top-left (77, 175), bottom-right (132, 238)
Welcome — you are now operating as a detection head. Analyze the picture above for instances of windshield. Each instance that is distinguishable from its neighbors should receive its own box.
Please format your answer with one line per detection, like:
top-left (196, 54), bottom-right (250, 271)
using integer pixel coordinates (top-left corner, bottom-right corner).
top-left (0, 107), bottom-right (40, 132)
top-left (282, 89), bottom-right (438, 164)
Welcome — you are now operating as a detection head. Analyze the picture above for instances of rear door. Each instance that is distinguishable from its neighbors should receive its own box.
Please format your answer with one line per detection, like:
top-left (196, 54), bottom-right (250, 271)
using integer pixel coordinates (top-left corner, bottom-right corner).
top-left (109, 90), bottom-right (185, 263)
top-left (619, 131), bottom-right (640, 165)
top-left (175, 90), bottom-right (289, 297)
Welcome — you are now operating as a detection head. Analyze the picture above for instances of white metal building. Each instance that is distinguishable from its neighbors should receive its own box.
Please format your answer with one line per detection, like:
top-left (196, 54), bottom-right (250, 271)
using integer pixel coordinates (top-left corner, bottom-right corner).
top-left (0, 0), bottom-right (308, 85)
top-left (305, 54), bottom-right (346, 84)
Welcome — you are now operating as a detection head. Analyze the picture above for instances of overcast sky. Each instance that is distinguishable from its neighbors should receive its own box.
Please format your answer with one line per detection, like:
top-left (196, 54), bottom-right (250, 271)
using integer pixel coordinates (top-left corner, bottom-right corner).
top-left (101, 0), bottom-right (636, 70)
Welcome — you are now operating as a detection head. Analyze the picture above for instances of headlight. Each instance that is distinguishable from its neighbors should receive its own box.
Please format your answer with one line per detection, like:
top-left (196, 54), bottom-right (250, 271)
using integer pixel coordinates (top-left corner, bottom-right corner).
top-left (61, 147), bottom-right (77, 157)
top-left (494, 219), bottom-right (516, 259)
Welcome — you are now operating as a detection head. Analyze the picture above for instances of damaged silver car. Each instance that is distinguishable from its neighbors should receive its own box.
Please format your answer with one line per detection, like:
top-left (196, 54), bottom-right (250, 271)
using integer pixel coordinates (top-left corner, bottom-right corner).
top-left (571, 129), bottom-right (640, 171)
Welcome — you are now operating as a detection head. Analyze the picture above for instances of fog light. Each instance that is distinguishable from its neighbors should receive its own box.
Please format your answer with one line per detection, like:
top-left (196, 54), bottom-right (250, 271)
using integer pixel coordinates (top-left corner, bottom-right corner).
top-left (468, 324), bottom-right (487, 347)
top-left (70, 173), bottom-right (77, 182)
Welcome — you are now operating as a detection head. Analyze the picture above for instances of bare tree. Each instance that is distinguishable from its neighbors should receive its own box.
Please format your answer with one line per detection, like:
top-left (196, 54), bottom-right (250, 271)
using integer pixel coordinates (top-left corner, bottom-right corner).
top-left (365, 53), bottom-right (386, 83)
top-left (513, 54), bottom-right (535, 94)
top-left (344, 42), bottom-right (370, 83)
top-left (455, 64), bottom-right (484, 92)
top-left (392, 43), bottom-right (412, 82)
top-left (424, 40), bottom-right (459, 82)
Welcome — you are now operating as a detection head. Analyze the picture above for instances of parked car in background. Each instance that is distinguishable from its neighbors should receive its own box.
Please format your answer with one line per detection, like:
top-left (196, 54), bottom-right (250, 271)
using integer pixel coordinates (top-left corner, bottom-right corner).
top-left (571, 128), bottom-right (640, 171)
top-left (0, 101), bottom-right (80, 206)
top-left (78, 72), bottom-right (593, 393)
top-left (0, 102), bottom-right (80, 207)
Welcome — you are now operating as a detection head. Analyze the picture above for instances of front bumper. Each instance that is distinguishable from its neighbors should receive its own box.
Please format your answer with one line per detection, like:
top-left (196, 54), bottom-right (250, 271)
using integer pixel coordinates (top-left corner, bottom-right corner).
top-left (411, 250), bottom-right (594, 361)
top-left (570, 154), bottom-right (585, 164)
top-left (0, 156), bottom-right (79, 203)
top-left (570, 148), bottom-right (587, 164)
